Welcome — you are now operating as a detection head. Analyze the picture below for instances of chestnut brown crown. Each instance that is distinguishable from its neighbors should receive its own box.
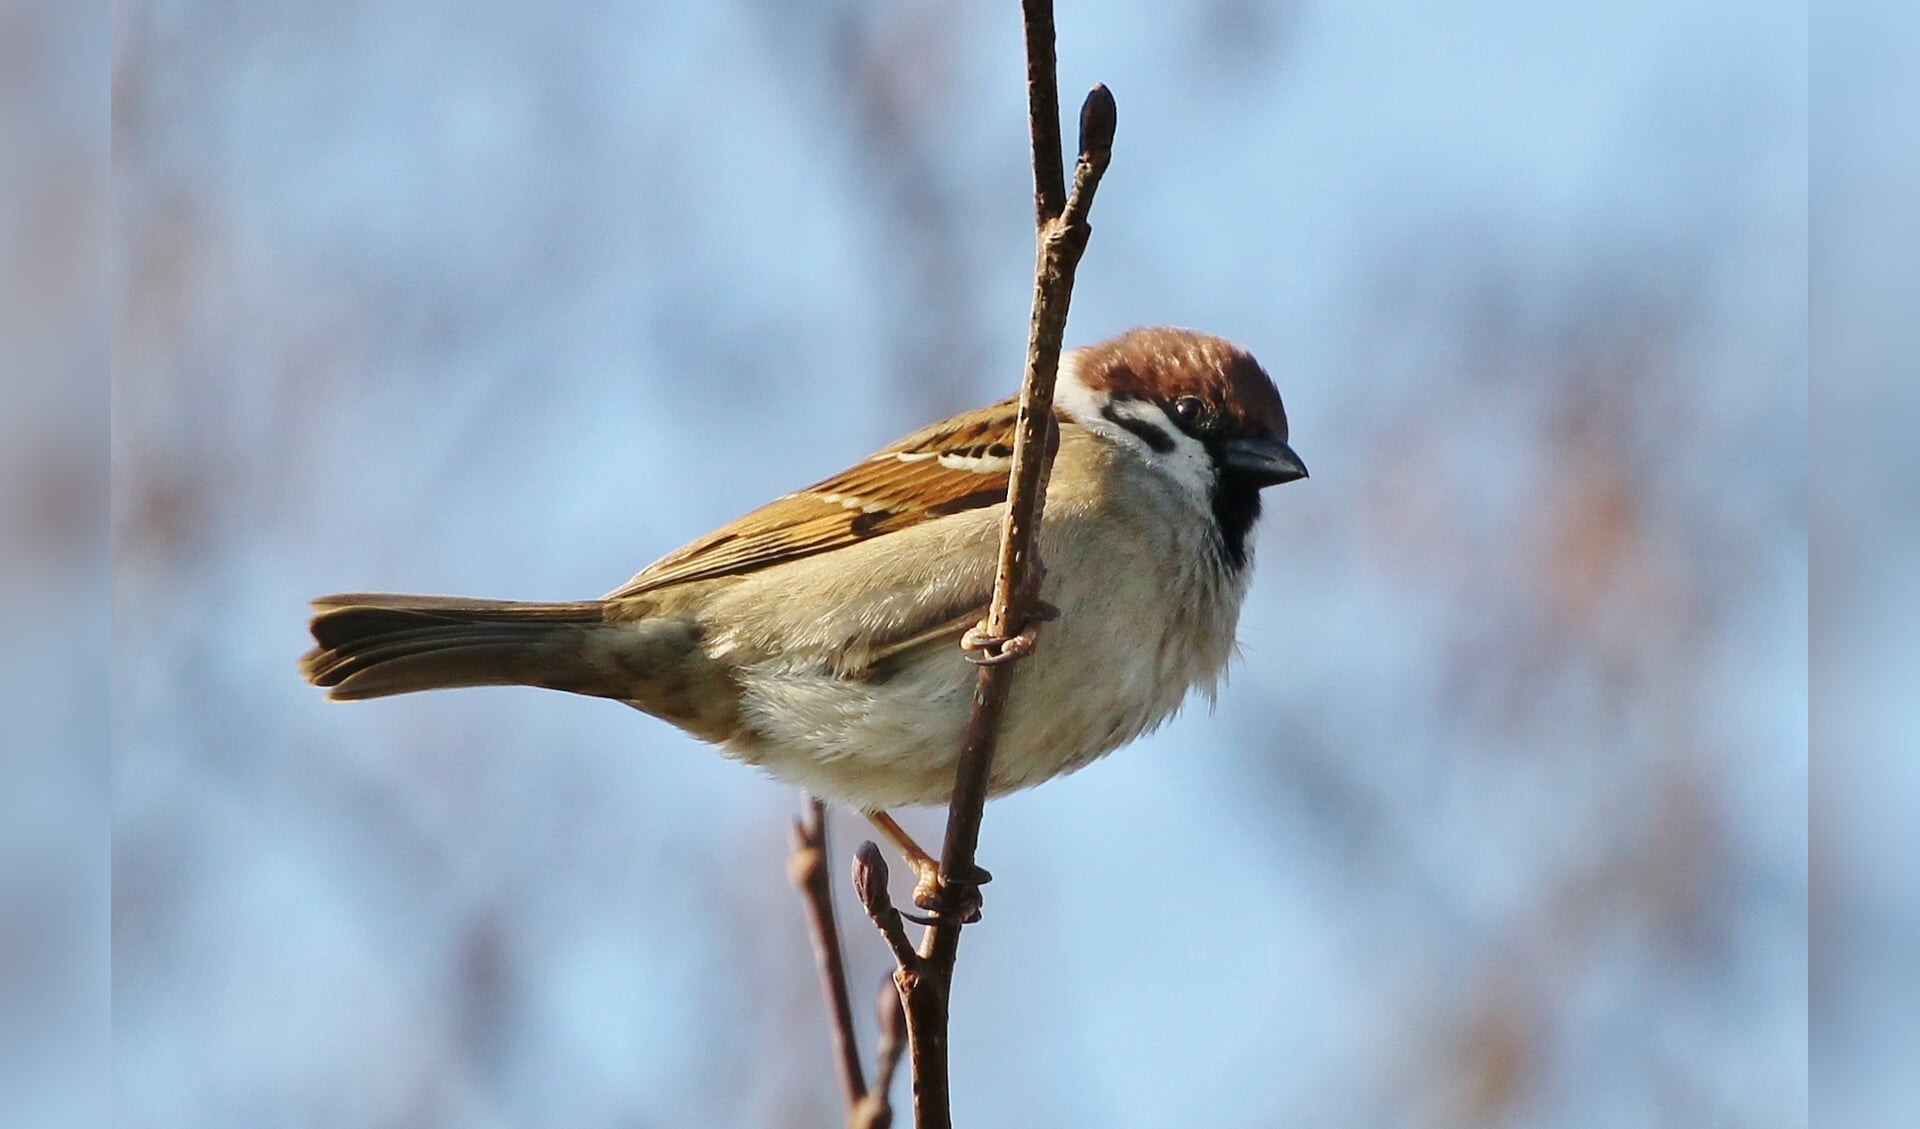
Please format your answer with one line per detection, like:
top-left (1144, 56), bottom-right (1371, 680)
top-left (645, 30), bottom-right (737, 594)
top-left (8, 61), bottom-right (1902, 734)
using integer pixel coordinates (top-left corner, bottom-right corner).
top-left (1071, 326), bottom-right (1291, 445)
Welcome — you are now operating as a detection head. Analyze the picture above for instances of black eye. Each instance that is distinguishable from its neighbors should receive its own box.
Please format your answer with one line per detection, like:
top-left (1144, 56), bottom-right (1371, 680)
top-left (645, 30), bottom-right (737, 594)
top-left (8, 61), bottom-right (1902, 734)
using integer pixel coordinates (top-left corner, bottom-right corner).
top-left (1172, 396), bottom-right (1208, 429)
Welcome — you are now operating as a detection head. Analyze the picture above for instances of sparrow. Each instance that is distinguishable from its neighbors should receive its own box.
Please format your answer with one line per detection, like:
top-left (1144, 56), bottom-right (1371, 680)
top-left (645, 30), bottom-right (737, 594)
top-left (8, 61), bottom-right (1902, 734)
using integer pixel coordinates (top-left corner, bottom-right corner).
top-left (301, 326), bottom-right (1306, 904)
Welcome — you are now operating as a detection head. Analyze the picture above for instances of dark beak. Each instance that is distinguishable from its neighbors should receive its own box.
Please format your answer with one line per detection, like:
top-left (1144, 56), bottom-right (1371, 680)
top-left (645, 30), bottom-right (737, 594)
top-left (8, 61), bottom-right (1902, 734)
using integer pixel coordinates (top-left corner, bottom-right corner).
top-left (1222, 435), bottom-right (1308, 487)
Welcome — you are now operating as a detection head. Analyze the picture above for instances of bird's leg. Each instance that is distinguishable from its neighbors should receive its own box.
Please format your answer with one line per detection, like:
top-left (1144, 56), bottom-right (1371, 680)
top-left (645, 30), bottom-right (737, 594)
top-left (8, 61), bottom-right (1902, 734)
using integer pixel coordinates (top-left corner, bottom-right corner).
top-left (865, 810), bottom-right (991, 922)
top-left (866, 811), bottom-right (956, 904)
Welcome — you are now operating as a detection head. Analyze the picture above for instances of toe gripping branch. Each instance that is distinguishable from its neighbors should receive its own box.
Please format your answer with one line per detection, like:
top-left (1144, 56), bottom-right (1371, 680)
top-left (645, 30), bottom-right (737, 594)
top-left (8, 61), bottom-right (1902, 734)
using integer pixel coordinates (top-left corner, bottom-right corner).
top-left (960, 600), bottom-right (1059, 666)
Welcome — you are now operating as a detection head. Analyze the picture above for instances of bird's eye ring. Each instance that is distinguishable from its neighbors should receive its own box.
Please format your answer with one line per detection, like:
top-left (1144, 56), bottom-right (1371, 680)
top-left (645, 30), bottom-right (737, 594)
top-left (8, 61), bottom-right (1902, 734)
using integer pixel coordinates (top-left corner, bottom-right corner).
top-left (1172, 396), bottom-right (1208, 428)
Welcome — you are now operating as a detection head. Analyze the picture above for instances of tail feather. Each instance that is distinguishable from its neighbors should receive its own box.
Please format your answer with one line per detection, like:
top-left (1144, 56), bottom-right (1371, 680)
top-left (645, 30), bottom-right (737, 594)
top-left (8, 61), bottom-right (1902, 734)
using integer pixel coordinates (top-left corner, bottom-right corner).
top-left (301, 594), bottom-right (619, 701)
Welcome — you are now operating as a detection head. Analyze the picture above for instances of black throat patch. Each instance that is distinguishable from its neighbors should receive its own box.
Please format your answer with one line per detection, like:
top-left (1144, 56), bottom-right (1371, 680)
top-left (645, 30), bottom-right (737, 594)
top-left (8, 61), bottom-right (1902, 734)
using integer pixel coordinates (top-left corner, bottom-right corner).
top-left (1209, 469), bottom-right (1263, 571)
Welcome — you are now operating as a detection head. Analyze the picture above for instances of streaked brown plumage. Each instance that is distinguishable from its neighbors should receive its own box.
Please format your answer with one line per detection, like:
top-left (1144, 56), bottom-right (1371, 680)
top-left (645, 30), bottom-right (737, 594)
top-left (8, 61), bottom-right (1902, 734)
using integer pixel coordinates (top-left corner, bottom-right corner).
top-left (301, 327), bottom-right (1306, 838)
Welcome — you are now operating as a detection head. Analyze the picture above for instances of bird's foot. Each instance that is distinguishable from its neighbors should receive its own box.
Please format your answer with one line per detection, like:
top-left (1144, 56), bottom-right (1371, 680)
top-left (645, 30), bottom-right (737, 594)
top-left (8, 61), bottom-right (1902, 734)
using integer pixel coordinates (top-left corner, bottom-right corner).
top-left (902, 860), bottom-right (993, 926)
top-left (961, 602), bottom-right (1059, 666)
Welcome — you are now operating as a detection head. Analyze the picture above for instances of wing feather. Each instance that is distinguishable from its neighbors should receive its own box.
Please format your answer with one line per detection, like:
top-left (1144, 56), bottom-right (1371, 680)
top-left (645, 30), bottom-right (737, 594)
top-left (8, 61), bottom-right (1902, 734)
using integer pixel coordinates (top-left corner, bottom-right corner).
top-left (607, 399), bottom-right (1034, 598)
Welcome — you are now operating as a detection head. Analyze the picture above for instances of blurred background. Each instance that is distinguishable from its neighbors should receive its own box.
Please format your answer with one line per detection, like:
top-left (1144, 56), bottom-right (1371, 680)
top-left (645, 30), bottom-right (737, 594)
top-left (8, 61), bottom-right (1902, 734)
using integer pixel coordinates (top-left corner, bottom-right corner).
top-left (109, 2), bottom-right (1809, 1127)
top-left (3, 2), bottom-right (107, 1128)
top-left (1811, 2), bottom-right (1920, 1126)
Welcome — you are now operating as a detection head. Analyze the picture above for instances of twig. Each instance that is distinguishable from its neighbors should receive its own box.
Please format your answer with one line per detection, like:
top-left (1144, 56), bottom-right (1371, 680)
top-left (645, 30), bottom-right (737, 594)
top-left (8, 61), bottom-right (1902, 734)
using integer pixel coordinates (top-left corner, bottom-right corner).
top-left (931, 80), bottom-right (1115, 908)
top-left (884, 6), bottom-right (1118, 1126)
top-left (854, 840), bottom-right (952, 1127)
top-left (847, 843), bottom-right (921, 1129)
top-left (794, 6), bottom-right (1115, 1124)
top-left (789, 796), bottom-right (869, 1127)
top-left (1021, 0), bottom-right (1067, 224)
top-left (864, 978), bottom-right (907, 1127)
top-left (853, 841), bottom-right (923, 972)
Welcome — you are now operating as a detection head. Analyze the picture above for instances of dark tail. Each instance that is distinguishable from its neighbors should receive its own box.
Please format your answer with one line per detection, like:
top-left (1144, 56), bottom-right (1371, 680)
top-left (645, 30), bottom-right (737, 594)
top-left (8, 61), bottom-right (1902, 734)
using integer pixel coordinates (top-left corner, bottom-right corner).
top-left (301, 593), bottom-right (625, 701)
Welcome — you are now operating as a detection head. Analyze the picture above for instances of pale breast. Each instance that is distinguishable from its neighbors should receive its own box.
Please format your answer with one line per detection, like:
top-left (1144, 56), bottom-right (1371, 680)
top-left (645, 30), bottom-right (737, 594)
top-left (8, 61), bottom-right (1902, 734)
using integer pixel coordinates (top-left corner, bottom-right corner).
top-left (704, 429), bottom-right (1250, 810)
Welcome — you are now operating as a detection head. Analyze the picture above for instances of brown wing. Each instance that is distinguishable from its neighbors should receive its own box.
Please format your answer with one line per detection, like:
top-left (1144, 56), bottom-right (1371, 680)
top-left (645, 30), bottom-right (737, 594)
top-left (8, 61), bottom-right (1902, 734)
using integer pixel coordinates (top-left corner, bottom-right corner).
top-left (607, 398), bottom-right (1032, 598)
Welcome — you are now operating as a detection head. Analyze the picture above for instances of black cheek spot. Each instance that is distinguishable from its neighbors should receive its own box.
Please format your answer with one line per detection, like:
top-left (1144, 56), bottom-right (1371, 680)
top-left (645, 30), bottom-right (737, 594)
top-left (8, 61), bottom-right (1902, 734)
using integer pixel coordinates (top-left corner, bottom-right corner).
top-left (1101, 401), bottom-right (1175, 454)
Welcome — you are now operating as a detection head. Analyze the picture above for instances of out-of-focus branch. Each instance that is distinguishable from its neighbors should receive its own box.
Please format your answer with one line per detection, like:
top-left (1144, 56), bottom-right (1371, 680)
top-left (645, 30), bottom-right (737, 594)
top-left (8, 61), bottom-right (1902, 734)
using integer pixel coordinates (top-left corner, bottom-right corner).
top-left (790, 797), bottom-right (880, 1129)
top-left (864, 978), bottom-right (907, 1127)
top-left (789, 807), bottom-right (918, 1129)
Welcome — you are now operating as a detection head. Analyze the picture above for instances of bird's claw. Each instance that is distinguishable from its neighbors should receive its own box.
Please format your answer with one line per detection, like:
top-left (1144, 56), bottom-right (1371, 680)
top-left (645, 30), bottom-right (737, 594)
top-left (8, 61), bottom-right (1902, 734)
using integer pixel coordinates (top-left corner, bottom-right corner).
top-left (902, 861), bottom-right (992, 925)
top-left (961, 602), bottom-right (1058, 666)
top-left (962, 624), bottom-right (1036, 665)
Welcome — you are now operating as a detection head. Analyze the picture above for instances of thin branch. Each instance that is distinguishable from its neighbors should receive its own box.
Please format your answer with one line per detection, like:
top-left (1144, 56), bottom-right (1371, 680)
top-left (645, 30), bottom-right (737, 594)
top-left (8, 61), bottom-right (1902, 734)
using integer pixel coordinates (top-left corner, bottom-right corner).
top-left (862, 979), bottom-right (907, 1129)
top-left (849, 843), bottom-right (931, 1129)
top-left (801, 6), bottom-right (1115, 1125)
top-left (789, 796), bottom-right (868, 1127)
top-left (1020, 0), bottom-right (1067, 224)
top-left (931, 80), bottom-right (1116, 908)
top-left (880, 5), bottom-right (1117, 1124)
top-left (853, 841), bottom-right (923, 972)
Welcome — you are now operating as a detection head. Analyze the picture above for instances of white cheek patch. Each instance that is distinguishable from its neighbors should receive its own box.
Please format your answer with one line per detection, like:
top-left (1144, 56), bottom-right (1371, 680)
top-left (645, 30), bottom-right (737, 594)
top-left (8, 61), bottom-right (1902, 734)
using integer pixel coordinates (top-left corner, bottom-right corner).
top-left (1052, 353), bottom-right (1107, 427)
top-left (1054, 356), bottom-right (1216, 503)
top-left (1111, 400), bottom-right (1214, 499)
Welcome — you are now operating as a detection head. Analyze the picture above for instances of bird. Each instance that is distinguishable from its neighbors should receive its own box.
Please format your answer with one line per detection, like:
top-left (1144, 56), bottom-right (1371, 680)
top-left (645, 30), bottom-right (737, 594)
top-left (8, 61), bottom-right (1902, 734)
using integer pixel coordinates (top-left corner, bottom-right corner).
top-left (301, 326), bottom-right (1306, 909)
